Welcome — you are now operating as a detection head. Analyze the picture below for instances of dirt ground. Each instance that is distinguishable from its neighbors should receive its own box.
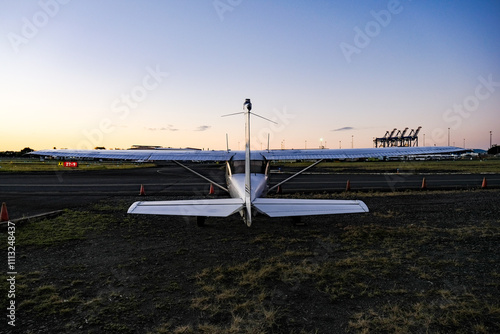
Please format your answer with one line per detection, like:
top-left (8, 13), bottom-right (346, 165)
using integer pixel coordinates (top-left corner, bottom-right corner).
top-left (2, 189), bottom-right (500, 333)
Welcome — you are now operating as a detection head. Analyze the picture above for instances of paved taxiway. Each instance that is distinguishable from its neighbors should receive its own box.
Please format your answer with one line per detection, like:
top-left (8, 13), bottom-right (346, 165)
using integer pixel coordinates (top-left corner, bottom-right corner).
top-left (1, 165), bottom-right (498, 219)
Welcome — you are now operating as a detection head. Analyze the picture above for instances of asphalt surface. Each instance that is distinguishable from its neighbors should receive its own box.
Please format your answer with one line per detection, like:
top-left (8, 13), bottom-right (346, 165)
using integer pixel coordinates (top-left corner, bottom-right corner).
top-left (1, 165), bottom-right (498, 220)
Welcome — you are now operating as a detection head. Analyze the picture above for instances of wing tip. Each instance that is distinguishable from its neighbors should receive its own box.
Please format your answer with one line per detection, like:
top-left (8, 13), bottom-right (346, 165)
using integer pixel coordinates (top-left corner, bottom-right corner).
top-left (358, 200), bottom-right (369, 213)
top-left (127, 201), bottom-right (141, 214)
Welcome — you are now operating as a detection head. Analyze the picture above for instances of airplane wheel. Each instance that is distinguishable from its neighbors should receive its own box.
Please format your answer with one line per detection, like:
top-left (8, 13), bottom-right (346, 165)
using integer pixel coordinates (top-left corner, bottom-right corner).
top-left (197, 216), bottom-right (206, 227)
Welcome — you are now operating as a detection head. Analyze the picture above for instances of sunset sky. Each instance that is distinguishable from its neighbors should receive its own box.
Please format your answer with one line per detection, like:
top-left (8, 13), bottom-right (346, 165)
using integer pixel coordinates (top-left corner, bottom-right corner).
top-left (1, 1), bottom-right (499, 151)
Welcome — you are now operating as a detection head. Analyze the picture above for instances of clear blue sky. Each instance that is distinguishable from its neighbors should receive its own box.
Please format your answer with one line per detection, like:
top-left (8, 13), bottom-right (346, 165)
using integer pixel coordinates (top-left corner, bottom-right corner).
top-left (1, 0), bottom-right (499, 151)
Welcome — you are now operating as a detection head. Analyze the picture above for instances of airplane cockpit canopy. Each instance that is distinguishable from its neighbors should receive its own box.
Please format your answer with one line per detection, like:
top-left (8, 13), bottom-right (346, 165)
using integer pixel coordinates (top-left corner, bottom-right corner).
top-left (230, 160), bottom-right (267, 174)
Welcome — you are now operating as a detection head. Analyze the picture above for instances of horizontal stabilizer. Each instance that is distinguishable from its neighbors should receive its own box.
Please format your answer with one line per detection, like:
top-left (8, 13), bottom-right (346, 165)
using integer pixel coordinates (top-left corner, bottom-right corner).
top-left (128, 198), bottom-right (244, 217)
top-left (252, 198), bottom-right (368, 217)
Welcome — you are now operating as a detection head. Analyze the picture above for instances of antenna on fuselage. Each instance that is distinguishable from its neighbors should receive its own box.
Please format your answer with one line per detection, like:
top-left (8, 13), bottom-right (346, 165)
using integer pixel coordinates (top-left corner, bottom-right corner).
top-left (221, 101), bottom-right (277, 150)
top-left (221, 100), bottom-right (278, 125)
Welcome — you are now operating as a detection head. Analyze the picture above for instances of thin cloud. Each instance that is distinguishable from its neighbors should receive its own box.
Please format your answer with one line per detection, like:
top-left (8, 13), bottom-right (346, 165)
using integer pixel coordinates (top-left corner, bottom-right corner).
top-left (194, 125), bottom-right (211, 131)
top-left (146, 125), bottom-right (178, 131)
top-left (332, 126), bottom-right (355, 132)
top-left (164, 125), bottom-right (179, 131)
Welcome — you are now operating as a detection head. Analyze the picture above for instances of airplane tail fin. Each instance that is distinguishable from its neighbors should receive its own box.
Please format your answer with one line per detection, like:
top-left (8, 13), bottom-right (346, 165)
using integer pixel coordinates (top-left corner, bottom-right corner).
top-left (244, 99), bottom-right (252, 226)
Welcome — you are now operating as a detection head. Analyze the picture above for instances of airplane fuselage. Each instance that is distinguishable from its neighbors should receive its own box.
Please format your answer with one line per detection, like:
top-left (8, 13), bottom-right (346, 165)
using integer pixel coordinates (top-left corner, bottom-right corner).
top-left (225, 158), bottom-right (269, 224)
top-left (227, 169), bottom-right (269, 201)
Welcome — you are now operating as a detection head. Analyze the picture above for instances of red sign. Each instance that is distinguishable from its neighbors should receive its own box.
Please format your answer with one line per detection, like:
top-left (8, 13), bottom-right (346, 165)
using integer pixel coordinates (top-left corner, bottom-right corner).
top-left (63, 162), bottom-right (78, 168)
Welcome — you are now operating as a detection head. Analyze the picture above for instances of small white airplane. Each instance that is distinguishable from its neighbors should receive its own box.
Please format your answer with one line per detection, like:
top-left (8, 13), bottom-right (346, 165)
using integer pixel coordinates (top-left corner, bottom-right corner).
top-left (31, 99), bottom-right (466, 227)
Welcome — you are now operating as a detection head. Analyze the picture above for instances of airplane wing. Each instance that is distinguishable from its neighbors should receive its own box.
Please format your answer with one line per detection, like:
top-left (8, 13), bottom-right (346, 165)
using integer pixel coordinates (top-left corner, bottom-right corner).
top-left (260, 146), bottom-right (468, 161)
top-left (252, 198), bottom-right (368, 217)
top-left (29, 149), bottom-right (235, 161)
top-left (127, 198), bottom-right (244, 217)
top-left (30, 146), bottom-right (467, 162)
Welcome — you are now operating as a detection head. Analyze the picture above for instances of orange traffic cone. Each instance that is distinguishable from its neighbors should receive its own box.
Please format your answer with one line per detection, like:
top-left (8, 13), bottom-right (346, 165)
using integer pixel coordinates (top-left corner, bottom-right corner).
top-left (481, 177), bottom-right (487, 189)
top-left (0, 202), bottom-right (9, 222)
top-left (276, 185), bottom-right (282, 194)
top-left (208, 183), bottom-right (215, 195)
top-left (139, 184), bottom-right (146, 196)
top-left (345, 179), bottom-right (351, 191)
top-left (421, 177), bottom-right (427, 190)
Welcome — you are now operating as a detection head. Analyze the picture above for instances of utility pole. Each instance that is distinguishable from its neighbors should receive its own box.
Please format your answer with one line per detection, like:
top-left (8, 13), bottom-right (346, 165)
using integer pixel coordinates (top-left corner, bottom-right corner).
top-left (491, 131), bottom-right (493, 148)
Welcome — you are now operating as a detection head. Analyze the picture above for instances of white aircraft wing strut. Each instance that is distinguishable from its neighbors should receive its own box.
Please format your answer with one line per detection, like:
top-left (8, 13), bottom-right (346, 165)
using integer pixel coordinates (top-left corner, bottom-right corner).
top-left (252, 198), bottom-right (368, 217)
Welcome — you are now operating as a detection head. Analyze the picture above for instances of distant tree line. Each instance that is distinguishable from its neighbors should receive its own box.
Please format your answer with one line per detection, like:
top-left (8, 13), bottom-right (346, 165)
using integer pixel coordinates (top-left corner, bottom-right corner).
top-left (0, 147), bottom-right (34, 157)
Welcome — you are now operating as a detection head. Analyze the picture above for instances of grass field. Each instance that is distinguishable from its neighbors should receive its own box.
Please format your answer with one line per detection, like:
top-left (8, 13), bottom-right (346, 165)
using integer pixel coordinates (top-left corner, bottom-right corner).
top-left (0, 158), bottom-right (155, 172)
top-left (275, 159), bottom-right (500, 174)
top-left (2, 189), bottom-right (499, 333)
top-left (1, 157), bottom-right (500, 173)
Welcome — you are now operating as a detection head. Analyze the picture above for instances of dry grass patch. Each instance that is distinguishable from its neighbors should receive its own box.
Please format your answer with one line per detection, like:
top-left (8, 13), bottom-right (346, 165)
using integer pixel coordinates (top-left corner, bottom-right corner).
top-left (349, 292), bottom-right (500, 333)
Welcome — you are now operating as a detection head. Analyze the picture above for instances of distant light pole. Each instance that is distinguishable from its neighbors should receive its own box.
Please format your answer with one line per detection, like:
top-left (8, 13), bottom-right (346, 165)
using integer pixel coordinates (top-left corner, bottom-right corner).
top-left (448, 128), bottom-right (450, 146)
top-left (305, 140), bottom-right (307, 149)
top-left (339, 141), bottom-right (342, 149)
top-left (491, 131), bottom-right (493, 148)
top-left (351, 135), bottom-right (354, 149)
